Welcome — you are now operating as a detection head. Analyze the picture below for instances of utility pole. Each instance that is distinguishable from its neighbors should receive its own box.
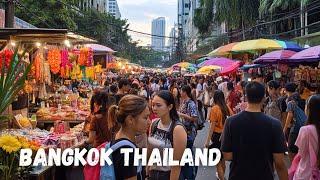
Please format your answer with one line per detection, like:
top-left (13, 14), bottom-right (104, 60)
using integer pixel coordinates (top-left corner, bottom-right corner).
top-left (5, 0), bottom-right (15, 28)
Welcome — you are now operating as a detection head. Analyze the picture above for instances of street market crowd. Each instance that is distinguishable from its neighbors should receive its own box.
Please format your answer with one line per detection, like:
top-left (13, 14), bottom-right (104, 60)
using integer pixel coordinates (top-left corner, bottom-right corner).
top-left (73, 72), bottom-right (320, 180)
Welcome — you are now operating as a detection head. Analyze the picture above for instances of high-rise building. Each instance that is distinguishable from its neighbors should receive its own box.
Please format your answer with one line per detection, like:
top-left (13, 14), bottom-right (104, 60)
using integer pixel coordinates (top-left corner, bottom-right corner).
top-left (105, 0), bottom-right (121, 19)
top-left (79, 0), bottom-right (121, 19)
top-left (168, 25), bottom-right (177, 52)
top-left (178, 0), bottom-right (190, 34)
top-left (151, 17), bottom-right (166, 51)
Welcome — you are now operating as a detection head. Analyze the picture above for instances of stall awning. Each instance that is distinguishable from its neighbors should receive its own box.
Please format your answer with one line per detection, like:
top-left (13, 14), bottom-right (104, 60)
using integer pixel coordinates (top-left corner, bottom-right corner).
top-left (0, 28), bottom-right (96, 45)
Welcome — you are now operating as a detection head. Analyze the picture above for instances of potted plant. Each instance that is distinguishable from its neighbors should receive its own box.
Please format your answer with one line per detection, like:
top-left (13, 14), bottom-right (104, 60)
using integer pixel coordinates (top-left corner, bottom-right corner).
top-left (0, 46), bottom-right (32, 129)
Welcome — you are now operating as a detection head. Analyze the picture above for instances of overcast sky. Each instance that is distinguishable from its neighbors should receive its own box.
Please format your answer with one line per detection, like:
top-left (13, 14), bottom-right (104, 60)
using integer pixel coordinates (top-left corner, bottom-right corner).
top-left (117, 0), bottom-right (177, 46)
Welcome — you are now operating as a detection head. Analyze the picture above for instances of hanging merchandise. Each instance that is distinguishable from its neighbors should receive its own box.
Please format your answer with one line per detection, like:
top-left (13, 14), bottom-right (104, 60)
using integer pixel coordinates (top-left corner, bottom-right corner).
top-left (48, 48), bottom-right (61, 74)
top-left (87, 48), bottom-right (93, 67)
top-left (77, 47), bottom-right (93, 66)
top-left (44, 62), bottom-right (52, 85)
top-left (78, 48), bottom-right (89, 66)
top-left (0, 49), bottom-right (14, 69)
top-left (61, 49), bottom-right (72, 68)
top-left (71, 63), bottom-right (81, 80)
top-left (85, 66), bottom-right (95, 80)
top-left (32, 51), bottom-right (45, 82)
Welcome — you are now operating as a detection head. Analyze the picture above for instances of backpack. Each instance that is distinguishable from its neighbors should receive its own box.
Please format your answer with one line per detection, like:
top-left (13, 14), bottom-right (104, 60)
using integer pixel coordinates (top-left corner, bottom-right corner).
top-left (83, 142), bottom-right (108, 180)
top-left (100, 140), bottom-right (142, 180)
top-left (150, 119), bottom-right (184, 146)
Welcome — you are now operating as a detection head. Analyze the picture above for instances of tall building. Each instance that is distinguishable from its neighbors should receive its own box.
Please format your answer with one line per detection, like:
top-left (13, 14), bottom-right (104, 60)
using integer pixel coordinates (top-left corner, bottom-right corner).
top-left (168, 25), bottom-right (177, 52)
top-left (151, 17), bottom-right (166, 51)
top-left (178, 0), bottom-right (190, 34)
top-left (79, 0), bottom-right (121, 19)
top-left (185, 0), bottom-right (200, 52)
top-left (105, 0), bottom-right (121, 19)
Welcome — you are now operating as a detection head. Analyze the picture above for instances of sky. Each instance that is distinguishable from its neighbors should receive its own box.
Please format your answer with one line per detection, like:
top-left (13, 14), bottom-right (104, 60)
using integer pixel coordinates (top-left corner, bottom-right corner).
top-left (117, 0), bottom-right (177, 46)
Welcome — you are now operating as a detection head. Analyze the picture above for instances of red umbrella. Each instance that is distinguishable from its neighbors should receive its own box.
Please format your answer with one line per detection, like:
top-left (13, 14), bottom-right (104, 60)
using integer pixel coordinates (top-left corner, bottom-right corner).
top-left (220, 61), bottom-right (243, 76)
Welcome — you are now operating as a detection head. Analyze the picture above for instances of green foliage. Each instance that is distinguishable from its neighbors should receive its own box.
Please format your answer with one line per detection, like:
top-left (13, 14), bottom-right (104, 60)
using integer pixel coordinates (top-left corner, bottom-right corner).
top-left (259, 0), bottom-right (309, 15)
top-left (215, 0), bottom-right (260, 30)
top-left (0, 46), bottom-right (32, 120)
top-left (194, 0), bottom-right (214, 34)
top-left (15, 0), bottom-right (78, 30)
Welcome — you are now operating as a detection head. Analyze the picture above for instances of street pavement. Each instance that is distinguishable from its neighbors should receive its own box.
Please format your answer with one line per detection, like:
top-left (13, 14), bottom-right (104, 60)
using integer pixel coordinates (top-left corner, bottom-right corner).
top-left (194, 121), bottom-right (290, 180)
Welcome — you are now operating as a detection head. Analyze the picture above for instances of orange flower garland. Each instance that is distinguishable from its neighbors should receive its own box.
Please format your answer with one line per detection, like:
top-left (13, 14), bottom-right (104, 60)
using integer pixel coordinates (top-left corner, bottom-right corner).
top-left (47, 49), bottom-right (61, 74)
top-left (78, 48), bottom-right (89, 66)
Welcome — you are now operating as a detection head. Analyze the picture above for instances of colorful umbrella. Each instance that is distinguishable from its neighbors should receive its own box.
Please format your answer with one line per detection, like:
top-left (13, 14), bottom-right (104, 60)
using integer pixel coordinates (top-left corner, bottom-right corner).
top-left (289, 45), bottom-right (320, 62)
top-left (197, 65), bottom-right (222, 75)
top-left (172, 62), bottom-right (196, 69)
top-left (207, 43), bottom-right (238, 57)
top-left (254, 50), bottom-right (297, 64)
top-left (275, 40), bottom-right (303, 52)
top-left (196, 57), bottom-right (209, 64)
top-left (232, 39), bottom-right (282, 52)
top-left (198, 57), bottom-right (236, 68)
top-left (207, 42), bottom-right (238, 57)
top-left (220, 61), bottom-right (242, 75)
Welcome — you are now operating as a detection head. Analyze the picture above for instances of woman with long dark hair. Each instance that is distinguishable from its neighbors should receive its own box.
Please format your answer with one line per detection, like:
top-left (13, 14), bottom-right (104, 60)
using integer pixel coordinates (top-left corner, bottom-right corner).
top-left (148, 90), bottom-right (187, 180)
top-left (205, 90), bottom-right (233, 180)
top-left (85, 91), bottom-right (116, 147)
top-left (290, 95), bottom-right (320, 179)
top-left (178, 85), bottom-right (198, 179)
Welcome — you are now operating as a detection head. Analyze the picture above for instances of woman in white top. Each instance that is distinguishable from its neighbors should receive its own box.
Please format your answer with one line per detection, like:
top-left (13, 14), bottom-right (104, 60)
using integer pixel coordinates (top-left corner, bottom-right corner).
top-left (148, 90), bottom-right (187, 180)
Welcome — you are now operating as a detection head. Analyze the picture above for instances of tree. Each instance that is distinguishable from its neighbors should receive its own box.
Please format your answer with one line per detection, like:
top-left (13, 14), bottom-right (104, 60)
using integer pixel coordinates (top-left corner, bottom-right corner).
top-left (15, 0), bottom-right (78, 30)
top-left (259, 0), bottom-right (310, 15)
top-left (194, 0), bottom-right (214, 34)
top-left (215, 0), bottom-right (260, 39)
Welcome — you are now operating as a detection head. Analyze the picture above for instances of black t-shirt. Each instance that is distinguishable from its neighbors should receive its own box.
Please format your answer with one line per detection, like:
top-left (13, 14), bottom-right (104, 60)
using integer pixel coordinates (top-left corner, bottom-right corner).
top-left (221, 111), bottom-right (287, 180)
top-left (111, 138), bottom-right (144, 180)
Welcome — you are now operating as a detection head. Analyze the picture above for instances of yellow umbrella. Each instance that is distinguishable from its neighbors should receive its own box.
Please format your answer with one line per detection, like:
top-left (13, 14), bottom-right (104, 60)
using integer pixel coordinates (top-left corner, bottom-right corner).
top-left (172, 62), bottom-right (196, 69)
top-left (232, 39), bottom-right (282, 52)
top-left (197, 65), bottom-right (222, 75)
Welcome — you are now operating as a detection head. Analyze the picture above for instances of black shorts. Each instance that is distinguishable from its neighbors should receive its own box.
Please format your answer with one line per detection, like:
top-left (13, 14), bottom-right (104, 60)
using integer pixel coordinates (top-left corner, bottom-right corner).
top-left (288, 132), bottom-right (298, 153)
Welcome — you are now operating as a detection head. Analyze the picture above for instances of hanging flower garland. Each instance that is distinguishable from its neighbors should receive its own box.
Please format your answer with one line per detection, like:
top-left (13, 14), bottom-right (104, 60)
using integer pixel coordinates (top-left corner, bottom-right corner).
top-left (0, 49), bottom-right (14, 69)
top-left (87, 48), bottom-right (93, 67)
top-left (61, 49), bottom-right (72, 68)
top-left (33, 51), bottom-right (41, 81)
top-left (78, 48), bottom-right (88, 66)
top-left (47, 48), bottom-right (61, 74)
